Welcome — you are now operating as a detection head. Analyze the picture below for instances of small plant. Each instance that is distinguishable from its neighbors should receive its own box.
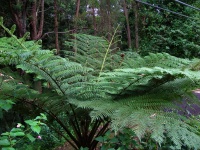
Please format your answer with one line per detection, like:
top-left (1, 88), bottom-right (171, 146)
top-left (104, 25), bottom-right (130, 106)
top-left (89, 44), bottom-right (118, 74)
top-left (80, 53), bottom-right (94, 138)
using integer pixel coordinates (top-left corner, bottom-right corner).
top-left (95, 128), bottom-right (141, 150)
top-left (0, 113), bottom-right (47, 150)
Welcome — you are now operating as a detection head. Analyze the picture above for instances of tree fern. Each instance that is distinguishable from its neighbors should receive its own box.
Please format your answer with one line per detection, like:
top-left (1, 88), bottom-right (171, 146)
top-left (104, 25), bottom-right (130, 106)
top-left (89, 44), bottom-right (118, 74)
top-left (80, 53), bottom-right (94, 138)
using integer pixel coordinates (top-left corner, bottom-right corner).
top-left (0, 21), bottom-right (109, 149)
top-left (73, 53), bottom-right (200, 149)
top-left (1, 19), bottom-right (200, 149)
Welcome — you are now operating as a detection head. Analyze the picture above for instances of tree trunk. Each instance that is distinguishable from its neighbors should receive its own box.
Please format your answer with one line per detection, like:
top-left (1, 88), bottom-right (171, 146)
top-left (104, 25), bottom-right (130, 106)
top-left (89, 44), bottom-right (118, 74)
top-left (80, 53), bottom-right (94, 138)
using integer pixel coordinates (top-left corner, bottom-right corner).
top-left (133, 0), bottom-right (139, 51)
top-left (30, 0), bottom-right (37, 39)
top-left (106, 0), bottom-right (111, 41)
top-left (8, 0), bottom-right (44, 40)
top-left (122, 0), bottom-right (132, 49)
top-left (54, 0), bottom-right (60, 54)
top-left (22, 0), bottom-right (28, 35)
top-left (75, 0), bottom-right (80, 18)
top-left (37, 0), bottom-right (44, 39)
top-left (9, 0), bottom-right (28, 37)
top-left (92, 6), bottom-right (97, 35)
top-left (30, 0), bottom-right (44, 93)
top-left (30, 0), bottom-right (44, 40)
top-left (8, 0), bottom-right (44, 93)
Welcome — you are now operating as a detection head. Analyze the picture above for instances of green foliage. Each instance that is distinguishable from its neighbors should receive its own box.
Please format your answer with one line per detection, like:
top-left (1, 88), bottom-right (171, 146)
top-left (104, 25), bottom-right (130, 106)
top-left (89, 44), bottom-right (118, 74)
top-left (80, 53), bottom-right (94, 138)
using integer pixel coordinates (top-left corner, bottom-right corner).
top-left (0, 23), bottom-right (200, 149)
top-left (0, 100), bottom-right (15, 112)
top-left (140, 19), bottom-right (200, 58)
top-left (123, 0), bottom-right (200, 58)
top-left (70, 52), bottom-right (200, 149)
top-left (0, 113), bottom-right (47, 150)
top-left (0, 22), bottom-right (109, 150)
top-left (0, 23), bottom-right (93, 100)
top-left (64, 31), bottom-right (121, 74)
top-left (96, 128), bottom-right (141, 150)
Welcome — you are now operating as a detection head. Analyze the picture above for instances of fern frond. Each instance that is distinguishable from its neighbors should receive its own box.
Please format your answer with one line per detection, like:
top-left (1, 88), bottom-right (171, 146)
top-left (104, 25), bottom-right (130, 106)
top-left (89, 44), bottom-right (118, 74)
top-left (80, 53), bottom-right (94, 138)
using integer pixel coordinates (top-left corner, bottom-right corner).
top-left (64, 33), bottom-right (121, 74)
top-left (70, 52), bottom-right (200, 149)
top-left (122, 52), bottom-right (191, 69)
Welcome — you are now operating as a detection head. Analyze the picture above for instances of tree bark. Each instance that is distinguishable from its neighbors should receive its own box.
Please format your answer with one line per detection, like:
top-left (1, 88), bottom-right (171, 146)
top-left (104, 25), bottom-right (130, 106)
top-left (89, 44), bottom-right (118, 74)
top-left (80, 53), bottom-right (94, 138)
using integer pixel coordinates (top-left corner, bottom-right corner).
top-left (54, 0), bottom-right (60, 54)
top-left (30, 0), bottom-right (37, 39)
top-left (30, 0), bottom-right (44, 40)
top-left (75, 0), bottom-right (80, 18)
top-left (122, 0), bottom-right (132, 49)
top-left (37, 0), bottom-right (44, 39)
top-left (22, 0), bottom-right (28, 35)
top-left (133, 0), bottom-right (139, 51)
top-left (9, 0), bottom-right (28, 37)
top-left (106, 0), bottom-right (111, 41)
top-left (8, 0), bottom-right (44, 40)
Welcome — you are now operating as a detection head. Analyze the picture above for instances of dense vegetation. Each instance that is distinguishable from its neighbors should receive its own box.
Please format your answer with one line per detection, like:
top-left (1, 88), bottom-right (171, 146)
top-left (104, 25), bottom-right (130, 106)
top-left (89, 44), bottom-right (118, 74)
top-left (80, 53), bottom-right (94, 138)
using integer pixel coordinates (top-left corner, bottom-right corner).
top-left (0, 0), bottom-right (200, 150)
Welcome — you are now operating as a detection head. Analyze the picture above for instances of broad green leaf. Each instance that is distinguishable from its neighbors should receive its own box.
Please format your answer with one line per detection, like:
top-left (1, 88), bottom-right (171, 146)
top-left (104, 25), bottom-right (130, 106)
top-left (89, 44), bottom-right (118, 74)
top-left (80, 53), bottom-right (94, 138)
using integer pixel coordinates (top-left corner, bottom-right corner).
top-left (0, 100), bottom-right (15, 111)
top-left (1, 132), bottom-right (9, 136)
top-left (10, 128), bottom-right (22, 132)
top-left (2, 103), bottom-right (12, 111)
top-left (100, 145), bottom-right (106, 150)
top-left (40, 113), bottom-right (47, 120)
top-left (31, 125), bottom-right (41, 134)
top-left (38, 122), bottom-right (46, 126)
top-left (0, 139), bottom-right (10, 146)
top-left (25, 120), bottom-right (38, 126)
top-left (26, 134), bottom-right (35, 142)
top-left (110, 137), bottom-right (118, 143)
top-left (10, 132), bottom-right (25, 137)
top-left (2, 147), bottom-right (15, 150)
top-left (34, 113), bottom-right (47, 120)
top-left (4, 100), bottom-right (15, 105)
top-left (10, 140), bottom-right (17, 145)
top-left (95, 136), bottom-right (104, 142)
top-left (0, 136), bottom-right (8, 140)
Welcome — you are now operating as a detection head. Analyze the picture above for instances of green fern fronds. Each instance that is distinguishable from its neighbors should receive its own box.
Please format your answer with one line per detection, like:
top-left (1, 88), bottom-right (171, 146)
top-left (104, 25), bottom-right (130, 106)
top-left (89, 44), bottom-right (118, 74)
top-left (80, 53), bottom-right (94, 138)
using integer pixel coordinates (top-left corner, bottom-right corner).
top-left (1, 21), bottom-right (200, 149)
top-left (64, 32), bottom-right (122, 74)
top-left (122, 52), bottom-right (191, 69)
top-left (73, 53), bottom-right (200, 149)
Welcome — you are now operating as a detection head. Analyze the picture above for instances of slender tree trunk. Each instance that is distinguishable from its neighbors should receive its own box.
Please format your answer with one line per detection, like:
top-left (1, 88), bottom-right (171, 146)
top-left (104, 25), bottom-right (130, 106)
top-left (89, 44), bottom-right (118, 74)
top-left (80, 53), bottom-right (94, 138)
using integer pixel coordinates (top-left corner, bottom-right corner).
top-left (74, 0), bottom-right (81, 53)
top-left (54, 0), bottom-right (60, 54)
top-left (122, 0), bottom-right (132, 49)
top-left (92, 6), bottom-right (97, 35)
top-left (75, 0), bottom-right (80, 18)
top-left (37, 0), bottom-right (44, 39)
top-left (106, 0), bottom-right (111, 41)
top-left (22, 0), bottom-right (28, 35)
top-left (30, 0), bottom-right (37, 39)
top-left (133, 0), bottom-right (139, 51)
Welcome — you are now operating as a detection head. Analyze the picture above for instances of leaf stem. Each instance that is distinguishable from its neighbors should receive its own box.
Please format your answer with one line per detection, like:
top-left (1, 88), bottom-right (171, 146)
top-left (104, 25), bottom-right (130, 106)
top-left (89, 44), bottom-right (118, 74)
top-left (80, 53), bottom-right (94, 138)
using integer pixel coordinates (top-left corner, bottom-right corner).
top-left (97, 25), bottom-right (120, 81)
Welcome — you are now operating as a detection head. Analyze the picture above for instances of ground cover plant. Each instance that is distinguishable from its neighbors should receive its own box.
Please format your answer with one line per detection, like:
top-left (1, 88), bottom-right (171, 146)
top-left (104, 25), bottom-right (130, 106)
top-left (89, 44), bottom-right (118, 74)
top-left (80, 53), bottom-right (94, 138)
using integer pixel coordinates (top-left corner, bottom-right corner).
top-left (0, 17), bottom-right (200, 150)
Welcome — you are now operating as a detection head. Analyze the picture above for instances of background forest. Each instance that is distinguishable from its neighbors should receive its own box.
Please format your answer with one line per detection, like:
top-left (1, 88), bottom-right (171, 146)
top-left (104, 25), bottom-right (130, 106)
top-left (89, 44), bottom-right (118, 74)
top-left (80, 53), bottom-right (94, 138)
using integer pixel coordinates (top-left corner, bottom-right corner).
top-left (0, 0), bottom-right (200, 150)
